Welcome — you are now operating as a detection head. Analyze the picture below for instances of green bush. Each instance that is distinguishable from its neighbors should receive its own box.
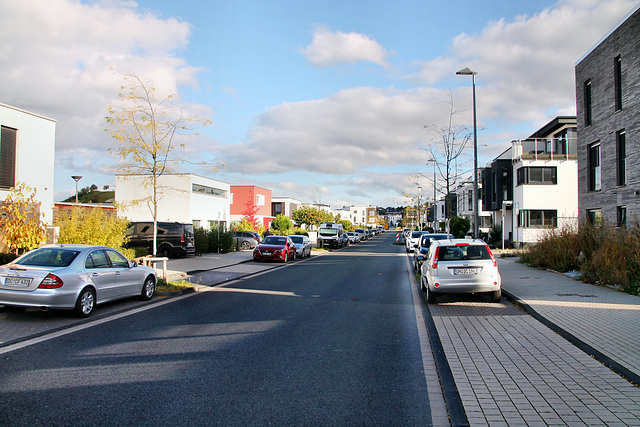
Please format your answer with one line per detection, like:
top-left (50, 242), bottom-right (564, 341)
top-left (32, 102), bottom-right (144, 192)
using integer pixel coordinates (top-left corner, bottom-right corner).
top-left (449, 216), bottom-right (471, 238)
top-left (520, 220), bottom-right (640, 295)
top-left (56, 207), bottom-right (130, 249)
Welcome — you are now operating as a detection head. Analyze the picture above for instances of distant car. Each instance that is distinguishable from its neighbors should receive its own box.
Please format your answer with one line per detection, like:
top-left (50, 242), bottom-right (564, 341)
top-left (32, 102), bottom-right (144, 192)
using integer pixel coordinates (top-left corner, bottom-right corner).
top-left (345, 232), bottom-right (361, 243)
top-left (354, 228), bottom-right (367, 241)
top-left (405, 230), bottom-right (428, 253)
top-left (413, 233), bottom-right (454, 270)
top-left (288, 235), bottom-right (312, 258)
top-left (253, 236), bottom-right (297, 262)
top-left (419, 239), bottom-right (502, 304)
top-left (233, 231), bottom-right (262, 250)
top-left (0, 244), bottom-right (157, 318)
top-left (125, 221), bottom-right (195, 258)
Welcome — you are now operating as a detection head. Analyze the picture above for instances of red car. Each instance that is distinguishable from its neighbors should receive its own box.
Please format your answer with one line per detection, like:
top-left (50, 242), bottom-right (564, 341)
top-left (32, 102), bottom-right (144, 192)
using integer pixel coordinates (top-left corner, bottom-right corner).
top-left (253, 236), bottom-right (297, 262)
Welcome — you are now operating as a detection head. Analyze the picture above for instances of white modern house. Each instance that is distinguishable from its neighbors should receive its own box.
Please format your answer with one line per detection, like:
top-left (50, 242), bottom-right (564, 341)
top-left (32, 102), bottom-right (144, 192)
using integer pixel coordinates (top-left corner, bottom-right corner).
top-left (455, 179), bottom-right (492, 237)
top-left (272, 196), bottom-right (301, 218)
top-left (0, 103), bottom-right (55, 225)
top-left (115, 174), bottom-right (231, 230)
top-left (482, 117), bottom-right (578, 245)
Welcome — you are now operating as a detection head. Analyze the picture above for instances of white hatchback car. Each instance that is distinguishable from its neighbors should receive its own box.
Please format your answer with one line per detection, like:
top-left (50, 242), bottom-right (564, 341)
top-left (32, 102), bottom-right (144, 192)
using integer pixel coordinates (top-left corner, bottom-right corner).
top-left (419, 239), bottom-right (501, 303)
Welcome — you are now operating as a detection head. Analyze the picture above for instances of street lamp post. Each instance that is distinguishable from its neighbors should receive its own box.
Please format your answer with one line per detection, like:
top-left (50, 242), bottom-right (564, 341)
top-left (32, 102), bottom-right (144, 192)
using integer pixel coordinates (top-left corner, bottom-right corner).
top-left (71, 176), bottom-right (83, 204)
top-left (456, 67), bottom-right (479, 239)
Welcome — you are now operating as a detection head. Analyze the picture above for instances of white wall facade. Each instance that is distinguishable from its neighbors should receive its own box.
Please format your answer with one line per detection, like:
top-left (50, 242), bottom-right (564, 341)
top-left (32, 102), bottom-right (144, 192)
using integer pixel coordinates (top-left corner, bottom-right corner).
top-left (0, 103), bottom-right (55, 224)
top-left (512, 159), bottom-right (578, 244)
top-left (116, 174), bottom-right (230, 229)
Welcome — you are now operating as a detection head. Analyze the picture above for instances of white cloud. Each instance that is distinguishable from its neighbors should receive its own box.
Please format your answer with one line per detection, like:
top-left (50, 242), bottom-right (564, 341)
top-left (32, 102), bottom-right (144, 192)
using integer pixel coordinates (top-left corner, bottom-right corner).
top-left (300, 25), bottom-right (392, 68)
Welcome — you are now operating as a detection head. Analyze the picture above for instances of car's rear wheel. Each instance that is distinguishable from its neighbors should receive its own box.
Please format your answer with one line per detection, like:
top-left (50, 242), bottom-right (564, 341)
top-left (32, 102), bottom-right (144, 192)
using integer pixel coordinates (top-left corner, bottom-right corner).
top-left (74, 288), bottom-right (95, 318)
top-left (158, 245), bottom-right (173, 258)
top-left (282, 252), bottom-right (288, 263)
top-left (140, 276), bottom-right (156, 301)
top-left (489, 289), bottom-right (502, 303)
top-left (425, 284), bottom-right (437, 304)
top-left (420, 276), bottom-right (427, 292)
top-left (241, 241), bottom-right (250, 250)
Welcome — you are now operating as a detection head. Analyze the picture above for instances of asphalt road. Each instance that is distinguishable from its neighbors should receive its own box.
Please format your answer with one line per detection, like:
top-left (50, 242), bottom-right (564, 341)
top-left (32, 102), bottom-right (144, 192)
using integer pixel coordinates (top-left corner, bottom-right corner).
top-left (0, 234), bottom-right (440, 426)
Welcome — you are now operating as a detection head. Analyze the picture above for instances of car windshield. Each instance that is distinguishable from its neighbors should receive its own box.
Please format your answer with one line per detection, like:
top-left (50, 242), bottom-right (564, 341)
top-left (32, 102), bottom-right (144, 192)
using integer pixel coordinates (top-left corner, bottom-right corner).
top-left (263, 237), bottom-right (287, 245)
top-left (319, 228), bottom-right (338, 236)
top-left (15, 248), bottom-right (80, 267)
top-left (438, 245), bottom-right (491, 261)
top-left (289, 236), bottom-right (303, 244)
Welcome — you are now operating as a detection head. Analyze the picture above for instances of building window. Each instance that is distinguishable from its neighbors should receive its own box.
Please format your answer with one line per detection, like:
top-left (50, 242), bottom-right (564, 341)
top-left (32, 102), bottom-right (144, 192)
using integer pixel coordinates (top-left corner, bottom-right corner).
top-left (516, 167), bottom-right (557, 185)
top-left (614, 56), bottom-right (622, 111)
top-left (0, 126), bottom-right (17, 189)
top-left (519, 210), bottom-right (557, 228)
top-left (587, 209), bottom-right (602, 225)
top-left (467, 190), bottom-right (473, 212)
top-left (617, 206), bottom-right (627, 228)
top-left (492, 172), bottom-right (497, 203)
top-left (192, 183), bottom-right (227, 197)
top-left (256, 194), bottom-right (265, 206)
top-left (617, 130), bottom-right (626, 187)
top-left (584, 80), bottom-right (592, 127)
top-left (193, 220), bottom-right (201, 229)
top-left (588, 143), bottom-right (601, 191)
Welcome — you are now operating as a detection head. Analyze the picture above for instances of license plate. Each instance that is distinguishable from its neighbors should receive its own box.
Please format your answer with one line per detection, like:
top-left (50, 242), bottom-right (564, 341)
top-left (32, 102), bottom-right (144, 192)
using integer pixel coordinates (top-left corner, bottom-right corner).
top-left (262, 251), bottom-right (272, 256)
top-left (453, 268), bottom-right (478, 275)
top-left (4, 277), bottom-right (32, 287)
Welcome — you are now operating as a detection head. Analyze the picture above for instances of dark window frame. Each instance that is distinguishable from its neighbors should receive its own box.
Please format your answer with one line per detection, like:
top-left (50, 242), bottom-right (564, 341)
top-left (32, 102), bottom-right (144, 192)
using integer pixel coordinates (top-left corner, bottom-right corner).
top-left (0, 126), bottom-right (17, 190)
top-left (584, 80), bottom-right (593, 127)
top-left (617, 130), bottom-right (626, 187)
top-left (588, 143), bottom-right (601, 192)
top-left (614, 56), bottom-right (622, 111)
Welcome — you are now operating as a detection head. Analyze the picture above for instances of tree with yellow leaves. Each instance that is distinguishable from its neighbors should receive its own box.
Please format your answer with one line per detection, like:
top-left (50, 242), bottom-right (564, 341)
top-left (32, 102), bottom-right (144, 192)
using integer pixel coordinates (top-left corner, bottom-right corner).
top-left (0, 182), bottom-right (47, 255)
top-left (105, 72), bottom-right (215, 255)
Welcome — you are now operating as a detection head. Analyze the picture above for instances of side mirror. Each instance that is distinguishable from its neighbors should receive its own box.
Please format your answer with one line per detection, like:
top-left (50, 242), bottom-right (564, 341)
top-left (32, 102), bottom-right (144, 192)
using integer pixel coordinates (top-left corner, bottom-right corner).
top-left (129, 261), bottom-right (138, 268)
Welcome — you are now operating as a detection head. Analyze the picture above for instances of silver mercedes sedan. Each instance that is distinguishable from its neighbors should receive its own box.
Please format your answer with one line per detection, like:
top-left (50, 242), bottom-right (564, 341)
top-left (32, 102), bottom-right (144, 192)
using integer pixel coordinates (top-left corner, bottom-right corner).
top-left (0, 244), bottom-right (157, 317)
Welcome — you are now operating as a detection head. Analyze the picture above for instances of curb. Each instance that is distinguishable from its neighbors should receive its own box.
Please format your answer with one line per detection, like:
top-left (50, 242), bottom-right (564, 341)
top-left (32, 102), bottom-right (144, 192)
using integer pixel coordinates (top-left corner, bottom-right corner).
top-left (502, 289), bottom-right (640, 387)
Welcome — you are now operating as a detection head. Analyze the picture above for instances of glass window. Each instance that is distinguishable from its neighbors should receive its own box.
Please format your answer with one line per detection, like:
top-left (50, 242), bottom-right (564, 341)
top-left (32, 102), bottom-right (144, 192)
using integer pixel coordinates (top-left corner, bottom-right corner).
top-left (16, 249), bottom-right (79, 267)
top-left (584, 80), bottom-right (592, 127)
top-left (256, 194), bottom-right (265, 206)
top-left (587, 209), bottom-right (602, 225)
top-left (589, 143), bottom-right (601, 191)
top-left (85, 250), bottom-right (110, 269)
top-left (0, 126), bottom-right (17, 189)
top-left (617, 206), bottom-right (627, 228)
top-left (106, 250), bottom-right (129, 268)
top-left (617, 130), bottom-right (626, 186)
top-left (615, 56), bottom-right (622, 111)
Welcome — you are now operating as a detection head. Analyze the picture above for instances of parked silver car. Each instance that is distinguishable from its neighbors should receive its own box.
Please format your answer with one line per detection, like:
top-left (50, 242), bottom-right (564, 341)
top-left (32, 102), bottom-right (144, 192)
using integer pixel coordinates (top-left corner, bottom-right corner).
top-left (419, 239), bottom-right (501, 304)
top-left (0, 244), bottom-right (157, 317)
top-left (288, 235), bottom-right (313, 258)
top-left (345, 232), bottom-right (361, 243)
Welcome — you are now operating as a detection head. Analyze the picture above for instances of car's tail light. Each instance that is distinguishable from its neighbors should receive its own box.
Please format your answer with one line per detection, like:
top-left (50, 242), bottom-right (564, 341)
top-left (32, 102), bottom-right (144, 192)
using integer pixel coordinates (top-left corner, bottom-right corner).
top-left (180, 235), bottom-right (185, 243)
top-left (455, 242), bottom-right (470, 246)
top-left (431, 247), bottom-right (440, 269)
top-left (39, 274), bottom-right (64, 289)
top-left (486, 245), bottom-right (497, 267)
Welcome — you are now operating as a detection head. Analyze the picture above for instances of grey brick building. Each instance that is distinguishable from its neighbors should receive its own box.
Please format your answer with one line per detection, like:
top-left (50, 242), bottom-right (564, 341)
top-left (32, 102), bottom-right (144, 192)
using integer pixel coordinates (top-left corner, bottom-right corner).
top-left (575, 4), bottom-right (640, 226)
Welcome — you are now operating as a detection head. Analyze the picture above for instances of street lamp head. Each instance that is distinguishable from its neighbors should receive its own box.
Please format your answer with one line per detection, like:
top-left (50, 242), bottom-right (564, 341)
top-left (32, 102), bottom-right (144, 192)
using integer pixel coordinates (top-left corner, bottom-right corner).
top-left (71, 175), bottom-right (83, 182)
top-left (456, 67), bottom-right (477, 76)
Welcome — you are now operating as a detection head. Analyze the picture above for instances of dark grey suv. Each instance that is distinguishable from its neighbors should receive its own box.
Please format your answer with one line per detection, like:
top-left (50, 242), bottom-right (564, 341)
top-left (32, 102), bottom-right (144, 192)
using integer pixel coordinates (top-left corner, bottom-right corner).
top-left (126, 222), bottom-right (195, 258)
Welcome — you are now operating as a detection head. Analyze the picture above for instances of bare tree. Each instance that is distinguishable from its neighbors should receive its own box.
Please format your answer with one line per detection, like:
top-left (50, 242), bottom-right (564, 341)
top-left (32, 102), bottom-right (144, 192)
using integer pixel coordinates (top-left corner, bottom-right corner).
top-left (421, 91), bottom-right (473, 220)
top-left (106, 72), bottom-right (214, 256)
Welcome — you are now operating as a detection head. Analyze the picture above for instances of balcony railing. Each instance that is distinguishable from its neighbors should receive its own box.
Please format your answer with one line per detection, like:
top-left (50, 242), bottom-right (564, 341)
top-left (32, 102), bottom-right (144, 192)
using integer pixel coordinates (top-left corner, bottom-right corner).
top-left (512, 137), bottom-right (577, 162)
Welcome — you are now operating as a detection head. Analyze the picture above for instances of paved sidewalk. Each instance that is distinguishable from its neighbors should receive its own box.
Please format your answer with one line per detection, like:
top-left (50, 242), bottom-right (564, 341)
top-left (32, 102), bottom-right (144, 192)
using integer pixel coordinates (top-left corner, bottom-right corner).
top-left (497, 258), bottom-right (640, 383)
top-left (159, 250), bottom-right (255, 280)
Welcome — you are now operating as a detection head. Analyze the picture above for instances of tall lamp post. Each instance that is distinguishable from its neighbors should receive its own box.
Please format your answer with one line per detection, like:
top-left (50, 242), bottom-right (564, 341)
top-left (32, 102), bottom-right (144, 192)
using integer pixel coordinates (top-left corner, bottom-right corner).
top-left (71, 175), bottom-right (83, 204)
top-left (456, 67), bottom-right (479, 239)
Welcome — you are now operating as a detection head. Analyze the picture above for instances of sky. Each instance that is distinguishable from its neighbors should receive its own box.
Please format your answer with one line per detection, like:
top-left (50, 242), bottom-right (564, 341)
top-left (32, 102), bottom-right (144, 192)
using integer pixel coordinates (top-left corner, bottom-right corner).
top-left (1, 0), bottom-right (637, 209)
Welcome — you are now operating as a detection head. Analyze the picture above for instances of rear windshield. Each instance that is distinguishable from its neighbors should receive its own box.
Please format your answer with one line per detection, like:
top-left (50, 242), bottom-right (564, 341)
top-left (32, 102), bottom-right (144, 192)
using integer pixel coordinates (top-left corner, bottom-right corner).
top-left (15, 249), bottom-right (80, 267)
top-left (438, 245), bottom-right (491, 261)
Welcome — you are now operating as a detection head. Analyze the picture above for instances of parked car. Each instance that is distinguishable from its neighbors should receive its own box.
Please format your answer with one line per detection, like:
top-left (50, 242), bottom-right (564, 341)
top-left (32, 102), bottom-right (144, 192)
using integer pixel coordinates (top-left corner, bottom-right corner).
top-left (233, 231), bottom-right (262, 250)
top-left (419, 239), bottom-right (502, 304)
top-left (345, 232), bottom-right (361, 243)
top-left (253, 236), bottom-right (297, 262)
top-left (0, 244), bottom-right (157, 318)
top-left (405, 230), bottom-right (428, 253)
top-left (354, 228), bottom-right (367, 241)
top-left (288, 235), bottom-right (312, 258)
top-left (413, 233), bottom-right (454, 270)
top-left (125, 221), bottom-right (195, 258)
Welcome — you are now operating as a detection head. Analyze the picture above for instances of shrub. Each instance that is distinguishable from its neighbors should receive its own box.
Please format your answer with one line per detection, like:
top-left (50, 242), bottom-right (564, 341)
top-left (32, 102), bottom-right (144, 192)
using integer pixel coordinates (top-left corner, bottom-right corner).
top-left (0, 253), bottom-right (19, 264)
top-left (449, 216), bottom-right (471, 238)
top-left (488, 224), bottom-right (502, 245)
top-left (56, 207), bottom-right (130, 249)
top-left (519, 226), bottom-right (580, 273)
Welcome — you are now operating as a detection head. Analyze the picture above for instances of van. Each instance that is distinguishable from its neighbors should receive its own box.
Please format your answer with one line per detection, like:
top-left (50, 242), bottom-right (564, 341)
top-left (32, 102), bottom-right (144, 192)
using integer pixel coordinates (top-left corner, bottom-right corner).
top-left (126, 221), bottom-right (195, 258)
top-left (317, 222), bottom-right (345, 249)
